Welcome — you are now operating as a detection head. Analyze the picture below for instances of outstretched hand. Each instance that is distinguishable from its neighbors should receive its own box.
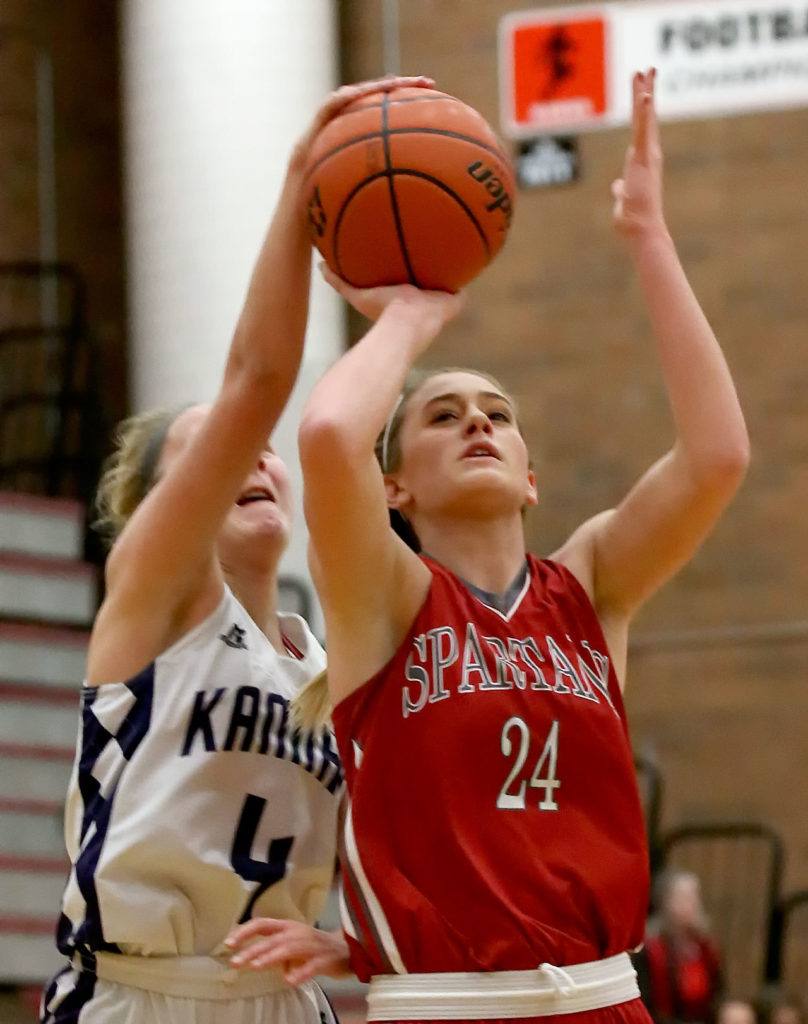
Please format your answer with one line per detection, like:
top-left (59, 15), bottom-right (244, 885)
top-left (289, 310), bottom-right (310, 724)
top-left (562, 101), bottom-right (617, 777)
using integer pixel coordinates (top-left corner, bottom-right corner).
top-left (225, 918), bottom-right (351, 986)
top-left (290, 75), bottom-right (435, 172)
top-left (612, 69), bottom-right (666, 240)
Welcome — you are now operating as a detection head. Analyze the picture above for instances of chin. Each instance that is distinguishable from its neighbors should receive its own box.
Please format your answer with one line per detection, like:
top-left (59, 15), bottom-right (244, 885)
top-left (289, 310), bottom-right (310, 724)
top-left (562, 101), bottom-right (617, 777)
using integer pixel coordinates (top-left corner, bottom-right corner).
top-left (230, 514), bottom-right (290, 550)
top-left (254, 519), bottom-right (291, 546)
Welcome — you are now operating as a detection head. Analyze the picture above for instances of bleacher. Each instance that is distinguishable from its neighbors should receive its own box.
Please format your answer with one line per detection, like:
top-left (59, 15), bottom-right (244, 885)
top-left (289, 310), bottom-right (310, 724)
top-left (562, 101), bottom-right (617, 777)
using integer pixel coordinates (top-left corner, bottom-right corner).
top-left (0, 492), bottom-right (92, 996)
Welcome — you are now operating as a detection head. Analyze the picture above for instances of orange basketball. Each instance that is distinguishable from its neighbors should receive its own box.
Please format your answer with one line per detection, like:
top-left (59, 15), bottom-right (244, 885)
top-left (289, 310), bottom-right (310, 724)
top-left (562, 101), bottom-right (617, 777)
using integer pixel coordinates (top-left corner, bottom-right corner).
top-left (303, 87), bottom-right (516, 293)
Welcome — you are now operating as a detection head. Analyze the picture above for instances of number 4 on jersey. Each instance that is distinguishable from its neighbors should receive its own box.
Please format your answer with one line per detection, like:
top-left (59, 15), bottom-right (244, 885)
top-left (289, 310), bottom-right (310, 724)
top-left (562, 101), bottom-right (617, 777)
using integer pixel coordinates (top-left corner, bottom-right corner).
top-left (497, 716), bottom-right (560, 811)
top-left (231, 794), bottom-right (294, 922)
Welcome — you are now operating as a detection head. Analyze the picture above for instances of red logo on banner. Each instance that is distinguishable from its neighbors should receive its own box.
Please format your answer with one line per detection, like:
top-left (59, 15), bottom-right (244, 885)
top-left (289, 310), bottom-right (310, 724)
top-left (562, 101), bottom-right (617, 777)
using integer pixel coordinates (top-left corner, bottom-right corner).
top-left (509, 17), bottom-right (607, 132)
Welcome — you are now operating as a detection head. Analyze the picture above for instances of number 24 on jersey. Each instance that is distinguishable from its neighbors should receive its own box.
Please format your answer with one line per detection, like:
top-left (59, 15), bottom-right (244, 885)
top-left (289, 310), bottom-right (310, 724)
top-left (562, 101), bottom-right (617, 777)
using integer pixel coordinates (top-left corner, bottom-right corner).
top-left (497, 717), bottom-right (560, 811)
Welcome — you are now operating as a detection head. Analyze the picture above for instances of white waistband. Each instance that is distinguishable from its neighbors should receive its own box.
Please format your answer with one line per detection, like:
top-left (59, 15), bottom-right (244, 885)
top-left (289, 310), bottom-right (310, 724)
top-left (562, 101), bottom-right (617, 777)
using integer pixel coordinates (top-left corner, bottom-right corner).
top-left (366, 952), bottom-right (639, 1020)
top-left (79, 952), bottom-right (292, 1001)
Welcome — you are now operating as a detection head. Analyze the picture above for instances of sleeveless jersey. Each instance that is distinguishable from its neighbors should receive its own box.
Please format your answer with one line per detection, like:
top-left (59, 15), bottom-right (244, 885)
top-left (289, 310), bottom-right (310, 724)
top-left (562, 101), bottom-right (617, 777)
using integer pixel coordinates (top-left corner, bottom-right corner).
top-left (332, 555), bottom-right (649, 982)
top-left (56, 587), bottom-right (343, 963)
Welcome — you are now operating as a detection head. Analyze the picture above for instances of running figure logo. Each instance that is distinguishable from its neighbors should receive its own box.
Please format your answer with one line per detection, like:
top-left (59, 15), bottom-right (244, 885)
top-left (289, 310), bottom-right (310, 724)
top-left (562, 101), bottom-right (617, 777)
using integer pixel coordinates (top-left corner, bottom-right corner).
top-left (508, 16), bottom-right (608, 132)
top-left (538, 26), bottom-right (577, 101)
top-left (220, 624), bottom-right (248, 650)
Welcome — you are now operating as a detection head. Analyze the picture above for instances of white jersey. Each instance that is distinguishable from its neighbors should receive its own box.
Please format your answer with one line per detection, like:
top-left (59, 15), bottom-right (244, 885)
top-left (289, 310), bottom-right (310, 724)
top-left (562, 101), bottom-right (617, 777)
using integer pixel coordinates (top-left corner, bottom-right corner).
top-left (55, 586), bottom-right (342, 962)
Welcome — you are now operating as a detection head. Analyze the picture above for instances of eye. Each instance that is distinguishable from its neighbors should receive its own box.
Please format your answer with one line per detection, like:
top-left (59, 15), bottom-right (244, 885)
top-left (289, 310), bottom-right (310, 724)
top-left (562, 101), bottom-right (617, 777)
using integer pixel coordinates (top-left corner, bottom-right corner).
top-left (431, 409), bottom-right (458, 424)
top-left (489, 409), bottom-right (512, 423)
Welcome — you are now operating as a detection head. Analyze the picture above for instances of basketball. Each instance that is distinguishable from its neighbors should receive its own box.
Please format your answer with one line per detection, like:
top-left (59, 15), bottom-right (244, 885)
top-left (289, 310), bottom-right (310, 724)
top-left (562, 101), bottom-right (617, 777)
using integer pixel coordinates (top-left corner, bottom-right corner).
top-left (303, 87), bottom-right (516, 292)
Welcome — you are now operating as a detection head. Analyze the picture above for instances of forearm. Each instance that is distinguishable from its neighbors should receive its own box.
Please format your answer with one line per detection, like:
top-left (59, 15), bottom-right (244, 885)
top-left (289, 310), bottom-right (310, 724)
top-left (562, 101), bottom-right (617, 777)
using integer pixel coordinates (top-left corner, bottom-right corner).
top-left (224, 164), bottom-right (312, 395)
top-left (629, 226), bottom-right (749, 474)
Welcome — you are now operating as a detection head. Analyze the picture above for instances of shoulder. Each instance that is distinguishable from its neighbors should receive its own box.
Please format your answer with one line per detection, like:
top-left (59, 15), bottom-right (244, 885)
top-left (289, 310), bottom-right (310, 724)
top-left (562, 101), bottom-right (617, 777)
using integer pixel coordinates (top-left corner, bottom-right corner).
top-left (548, 509), bottom-right (617, 605)
top-left (278, 613), bottom-right (326, 673)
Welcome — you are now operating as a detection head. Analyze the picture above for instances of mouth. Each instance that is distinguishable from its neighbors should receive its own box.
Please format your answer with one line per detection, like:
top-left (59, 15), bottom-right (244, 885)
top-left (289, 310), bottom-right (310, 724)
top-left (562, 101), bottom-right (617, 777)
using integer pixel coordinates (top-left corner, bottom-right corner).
top-left (236, 487), bottom-right (276, 507)
top-left (461, 442), bottom-right (501, 461)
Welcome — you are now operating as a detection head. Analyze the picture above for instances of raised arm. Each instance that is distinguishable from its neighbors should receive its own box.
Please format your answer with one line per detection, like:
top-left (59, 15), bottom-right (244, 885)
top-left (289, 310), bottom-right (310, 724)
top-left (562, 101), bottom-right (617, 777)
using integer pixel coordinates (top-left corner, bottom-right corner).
top-left (299, 270), bottom-right (463, 701)
top-left (555, 70), bottom-right (749, 623)
top-left (93, 79), bottom-right (434, 676)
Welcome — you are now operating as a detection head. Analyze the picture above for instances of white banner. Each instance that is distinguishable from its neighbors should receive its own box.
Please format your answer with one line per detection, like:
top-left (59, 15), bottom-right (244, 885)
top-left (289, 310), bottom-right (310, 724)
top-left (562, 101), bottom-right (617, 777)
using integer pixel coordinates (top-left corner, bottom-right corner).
top-left (500, 0), bottom-right (808, 137)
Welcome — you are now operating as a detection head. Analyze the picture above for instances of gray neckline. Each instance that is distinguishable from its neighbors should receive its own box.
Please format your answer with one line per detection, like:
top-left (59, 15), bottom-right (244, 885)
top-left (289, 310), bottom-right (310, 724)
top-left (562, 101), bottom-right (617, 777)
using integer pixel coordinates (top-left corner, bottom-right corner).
top-left (427, 557), bottom-right (531, 616)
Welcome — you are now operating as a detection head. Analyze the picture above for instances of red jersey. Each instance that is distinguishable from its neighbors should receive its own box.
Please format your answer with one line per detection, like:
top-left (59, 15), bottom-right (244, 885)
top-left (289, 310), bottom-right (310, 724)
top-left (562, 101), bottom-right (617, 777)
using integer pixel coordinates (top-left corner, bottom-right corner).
top-left (333, 555), bottom-right (649, 982)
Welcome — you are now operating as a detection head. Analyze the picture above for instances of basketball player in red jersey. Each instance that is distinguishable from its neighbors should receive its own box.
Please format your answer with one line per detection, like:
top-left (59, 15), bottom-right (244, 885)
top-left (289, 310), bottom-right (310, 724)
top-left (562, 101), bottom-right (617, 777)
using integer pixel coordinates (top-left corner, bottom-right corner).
top-left (293, 70), bottom-right (750, 1022)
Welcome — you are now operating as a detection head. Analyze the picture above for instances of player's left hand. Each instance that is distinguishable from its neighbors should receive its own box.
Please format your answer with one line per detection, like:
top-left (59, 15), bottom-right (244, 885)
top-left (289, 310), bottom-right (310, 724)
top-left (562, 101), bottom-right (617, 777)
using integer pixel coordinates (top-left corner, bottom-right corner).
top-left (225, 918), bottom-right (351, 985)
top-left (612, 69), bottom-right (666, 240)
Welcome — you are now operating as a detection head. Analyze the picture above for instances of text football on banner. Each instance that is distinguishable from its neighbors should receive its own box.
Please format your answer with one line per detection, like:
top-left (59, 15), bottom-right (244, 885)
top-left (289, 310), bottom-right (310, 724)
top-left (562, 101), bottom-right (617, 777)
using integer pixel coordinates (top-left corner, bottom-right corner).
top-left (500, 0), bottom-right (808, 137)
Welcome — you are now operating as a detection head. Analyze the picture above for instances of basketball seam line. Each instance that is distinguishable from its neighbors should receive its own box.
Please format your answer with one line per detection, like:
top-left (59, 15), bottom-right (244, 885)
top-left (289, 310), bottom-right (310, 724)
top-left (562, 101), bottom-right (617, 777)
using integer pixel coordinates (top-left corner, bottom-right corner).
top-left (381, 93), bottom-right (418, 287)
top-left (331, 170), bottom-right (491, 281)
top-left (304, 128), bottom-right (509, 183)
top-left (395, 169), bottom-right (491, 256)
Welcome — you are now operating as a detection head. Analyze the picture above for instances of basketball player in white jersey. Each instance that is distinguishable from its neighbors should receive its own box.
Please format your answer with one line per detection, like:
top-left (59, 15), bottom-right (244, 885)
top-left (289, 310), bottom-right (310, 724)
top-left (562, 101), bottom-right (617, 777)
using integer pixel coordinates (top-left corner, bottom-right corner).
top-left (40, 74), bottom-right (434, 1024)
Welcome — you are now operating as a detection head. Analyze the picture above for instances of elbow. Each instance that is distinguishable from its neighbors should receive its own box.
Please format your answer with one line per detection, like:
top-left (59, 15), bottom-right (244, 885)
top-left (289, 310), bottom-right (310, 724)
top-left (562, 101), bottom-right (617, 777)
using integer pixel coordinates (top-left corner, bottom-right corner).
top-left (714, 432), bottom-right (752, 482)
top-left (691, 436), bottom-right (751, 495)
top-left (298, 411), bottom-right (364, 471)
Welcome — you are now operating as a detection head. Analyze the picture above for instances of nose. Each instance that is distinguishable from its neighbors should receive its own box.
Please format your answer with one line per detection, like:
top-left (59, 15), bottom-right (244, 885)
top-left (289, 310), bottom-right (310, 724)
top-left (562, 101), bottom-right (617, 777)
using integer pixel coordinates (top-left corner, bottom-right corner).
top-left (257, 452), bottom-right (270, 471)
top-left (464, 408), bottom-right (493, 435)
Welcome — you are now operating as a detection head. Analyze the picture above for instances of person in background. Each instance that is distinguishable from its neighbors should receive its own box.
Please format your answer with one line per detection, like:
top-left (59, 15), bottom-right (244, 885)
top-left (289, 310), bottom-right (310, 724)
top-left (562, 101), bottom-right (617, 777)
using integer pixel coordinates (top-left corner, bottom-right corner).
top-left (717, 1000), bottom-right (757, 1024)
top-left (637, 870), bottom-right (723, 1024)
top-left (756, 989), bottom-right (804, 1024)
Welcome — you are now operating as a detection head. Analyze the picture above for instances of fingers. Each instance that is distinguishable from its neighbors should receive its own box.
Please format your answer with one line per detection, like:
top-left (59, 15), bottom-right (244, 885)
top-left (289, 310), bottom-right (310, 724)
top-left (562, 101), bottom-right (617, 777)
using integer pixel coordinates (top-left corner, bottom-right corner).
top-left (318, 262), bottom-right (353, 298)
top-left (316, 75), bottom-right (435, 130)
top-left (353, 74), bottom-right (435, 96)
top-left (229, 932), bottom-right (327, 970)
top-left (631, 68), bottom-right (659, 161)
top-left (225, 917), bottom-right (287, 950)
top-left (229, 934), bottom-right (290, 968)
top-left (284, 955), bottom-right (339, 986)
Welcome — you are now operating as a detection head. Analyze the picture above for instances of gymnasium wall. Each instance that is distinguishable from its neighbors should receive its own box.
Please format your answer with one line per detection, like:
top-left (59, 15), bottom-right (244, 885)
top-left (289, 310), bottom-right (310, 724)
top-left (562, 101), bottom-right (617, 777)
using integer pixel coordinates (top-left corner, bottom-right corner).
top-left (340, 0), bottom-right (808, 890)
top-left (0, 0), bottom-right (127, 428)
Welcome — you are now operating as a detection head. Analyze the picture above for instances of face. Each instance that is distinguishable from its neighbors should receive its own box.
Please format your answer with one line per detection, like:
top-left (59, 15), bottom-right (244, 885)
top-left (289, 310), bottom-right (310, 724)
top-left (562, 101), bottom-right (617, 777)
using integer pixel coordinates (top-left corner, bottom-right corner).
top-left (664, 874), bottom-right (704, 930)
top-left (389, 372), bottom-right (538, 522)
top-left (771, 1008), bottom-right (802, 1024)
top-left (157, 405), bottom-right (294, 564)
top-left (719, 1003), bottom-right (757, 1024)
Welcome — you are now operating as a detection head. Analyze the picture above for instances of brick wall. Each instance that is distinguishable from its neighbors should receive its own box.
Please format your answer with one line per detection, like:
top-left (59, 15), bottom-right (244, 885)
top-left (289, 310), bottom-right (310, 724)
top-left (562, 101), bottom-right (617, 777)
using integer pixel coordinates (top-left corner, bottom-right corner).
top-left (0, 0), bottom-right (126, 427)
top-left (340, 0), bottom-right (808, 893)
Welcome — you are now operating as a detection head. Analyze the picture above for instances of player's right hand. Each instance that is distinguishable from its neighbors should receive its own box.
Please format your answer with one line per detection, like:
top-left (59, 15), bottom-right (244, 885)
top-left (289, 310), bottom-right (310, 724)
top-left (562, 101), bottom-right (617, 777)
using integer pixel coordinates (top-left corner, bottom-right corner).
top-left (225, 918), bottom-right (351, 985)
top-left (319, 262), bottom-right (465, 333)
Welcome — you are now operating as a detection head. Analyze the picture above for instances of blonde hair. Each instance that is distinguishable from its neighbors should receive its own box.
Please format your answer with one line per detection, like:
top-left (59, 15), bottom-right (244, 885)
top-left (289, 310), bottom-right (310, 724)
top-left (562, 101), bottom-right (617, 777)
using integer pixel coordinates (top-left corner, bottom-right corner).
top-left (291, 367), bottom-right (515, 730)
top-left (94, 405), bottom-right (189, 543)
top-left (289, 669), bottom-right (332, 731)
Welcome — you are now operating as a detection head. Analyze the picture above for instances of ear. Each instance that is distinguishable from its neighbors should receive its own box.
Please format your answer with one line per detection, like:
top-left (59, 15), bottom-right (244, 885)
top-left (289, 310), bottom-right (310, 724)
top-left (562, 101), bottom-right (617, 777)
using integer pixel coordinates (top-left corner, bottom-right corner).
top-left (524, 468), bottom-right (539, 507)
top-left (384, 474), bottom-right (412, 512)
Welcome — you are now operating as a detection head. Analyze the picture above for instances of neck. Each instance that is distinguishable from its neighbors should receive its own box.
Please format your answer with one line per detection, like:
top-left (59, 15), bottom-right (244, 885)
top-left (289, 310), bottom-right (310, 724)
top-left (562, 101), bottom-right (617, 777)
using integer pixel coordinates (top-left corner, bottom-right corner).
top-left (222, 565), bottom-right (285, 653)
top-left (414, 512), bottom-right (527, 593)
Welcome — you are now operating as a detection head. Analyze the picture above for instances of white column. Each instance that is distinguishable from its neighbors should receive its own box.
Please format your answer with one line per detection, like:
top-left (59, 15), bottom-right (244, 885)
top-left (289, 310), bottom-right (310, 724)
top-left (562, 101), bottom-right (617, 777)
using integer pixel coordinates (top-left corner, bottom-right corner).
top-left (122, 0), bottom-right (344, 630)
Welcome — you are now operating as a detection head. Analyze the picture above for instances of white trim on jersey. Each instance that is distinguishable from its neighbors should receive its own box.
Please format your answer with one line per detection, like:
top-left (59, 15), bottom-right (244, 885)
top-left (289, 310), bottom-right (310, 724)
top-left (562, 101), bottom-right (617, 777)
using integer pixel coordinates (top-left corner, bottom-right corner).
top-left (344, 801), bottom-right (407, 975)
top-left (338, 883), bottom-right (359, 941)
top-left (471, 569), bottom-right (532, 623)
